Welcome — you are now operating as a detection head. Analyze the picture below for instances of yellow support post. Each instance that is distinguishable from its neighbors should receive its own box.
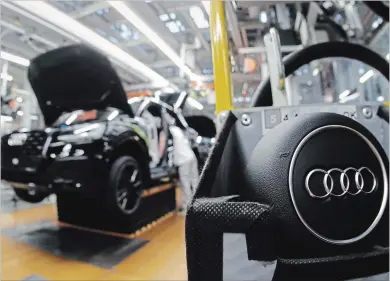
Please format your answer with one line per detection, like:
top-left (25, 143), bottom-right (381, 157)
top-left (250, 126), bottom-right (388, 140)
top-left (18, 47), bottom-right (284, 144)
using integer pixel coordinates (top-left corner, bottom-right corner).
top-left (210, 0), bottom-right (234, 115)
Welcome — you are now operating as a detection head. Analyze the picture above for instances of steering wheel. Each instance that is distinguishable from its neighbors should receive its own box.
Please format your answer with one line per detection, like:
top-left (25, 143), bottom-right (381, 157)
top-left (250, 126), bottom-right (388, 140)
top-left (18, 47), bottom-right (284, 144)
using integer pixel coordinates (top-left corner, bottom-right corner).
top-left (186, 41), bottom-right (389, 281)
top-left (251, 42), bottom-right (389, 106)
top-left (365, 1), bottom-right (389, 22)
top-left (251, 41), bottom-right (389, 122)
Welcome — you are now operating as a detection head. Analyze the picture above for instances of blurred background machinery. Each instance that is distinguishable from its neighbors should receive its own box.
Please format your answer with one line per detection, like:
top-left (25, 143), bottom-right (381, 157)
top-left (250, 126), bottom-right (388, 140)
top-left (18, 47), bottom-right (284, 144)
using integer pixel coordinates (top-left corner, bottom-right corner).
top-left (0, 1), bottom-right (389, 134)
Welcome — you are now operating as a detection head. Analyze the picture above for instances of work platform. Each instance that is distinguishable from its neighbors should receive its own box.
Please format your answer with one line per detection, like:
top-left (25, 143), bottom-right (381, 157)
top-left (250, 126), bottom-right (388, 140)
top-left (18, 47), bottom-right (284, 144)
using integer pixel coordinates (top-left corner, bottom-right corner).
top-left (1, 182), bottom-right (186, 281)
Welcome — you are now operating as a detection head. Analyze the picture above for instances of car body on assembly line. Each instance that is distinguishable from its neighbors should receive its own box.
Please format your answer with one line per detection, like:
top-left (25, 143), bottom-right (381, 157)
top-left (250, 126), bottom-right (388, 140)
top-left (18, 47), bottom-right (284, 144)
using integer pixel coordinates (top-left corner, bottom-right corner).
top-left (1, 44), bottom-right (176, 216)
top-left (129, 92), bottom-right (216, 171)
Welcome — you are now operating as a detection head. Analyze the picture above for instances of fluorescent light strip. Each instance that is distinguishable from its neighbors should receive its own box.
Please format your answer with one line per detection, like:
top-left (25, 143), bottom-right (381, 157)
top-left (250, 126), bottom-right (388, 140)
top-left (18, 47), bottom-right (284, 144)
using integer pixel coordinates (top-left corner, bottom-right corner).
top-left (108, 1), bottom-right (200, 81)
top-left (1, 51), bottom-right (30, 66)
top-left (340, 92), bottom-right (359, 103)
top-left (202, 1), bottom-right (210, 16)
top-left (339, 89), bottom-right (351, 100)
top-left (359, 70), bottom-right (374, 84)
top-left (386, 53), bottom-right (389, 60)
top-left (12, 1), bottom-right (169, 87)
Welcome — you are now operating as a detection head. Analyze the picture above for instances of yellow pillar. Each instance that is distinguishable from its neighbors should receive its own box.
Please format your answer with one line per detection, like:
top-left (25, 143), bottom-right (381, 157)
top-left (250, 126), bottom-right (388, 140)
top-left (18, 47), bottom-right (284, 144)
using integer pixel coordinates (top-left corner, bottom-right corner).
top-left (210, 0), bottom-right (234, 115)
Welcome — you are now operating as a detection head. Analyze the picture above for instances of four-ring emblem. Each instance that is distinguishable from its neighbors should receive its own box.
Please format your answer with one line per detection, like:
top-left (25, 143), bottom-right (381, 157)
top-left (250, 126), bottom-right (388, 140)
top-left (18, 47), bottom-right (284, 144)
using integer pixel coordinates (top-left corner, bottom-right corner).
top-left (305, 167), bottom-right (377, 198)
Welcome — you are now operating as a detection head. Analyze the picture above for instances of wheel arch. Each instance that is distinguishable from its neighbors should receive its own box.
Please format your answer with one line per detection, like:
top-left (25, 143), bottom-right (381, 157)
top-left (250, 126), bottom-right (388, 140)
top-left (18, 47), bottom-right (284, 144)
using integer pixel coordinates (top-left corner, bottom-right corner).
top-left (109, 136), bottom-right (151, 183)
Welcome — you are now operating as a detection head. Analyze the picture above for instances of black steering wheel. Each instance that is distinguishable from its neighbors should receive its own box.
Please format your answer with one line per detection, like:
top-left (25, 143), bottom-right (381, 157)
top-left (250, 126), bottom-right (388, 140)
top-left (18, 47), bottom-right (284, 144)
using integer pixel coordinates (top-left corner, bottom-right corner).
top-left (365, 1), bottom-right (389, 22)
top-left (251, 41), bottom-right (389, 122)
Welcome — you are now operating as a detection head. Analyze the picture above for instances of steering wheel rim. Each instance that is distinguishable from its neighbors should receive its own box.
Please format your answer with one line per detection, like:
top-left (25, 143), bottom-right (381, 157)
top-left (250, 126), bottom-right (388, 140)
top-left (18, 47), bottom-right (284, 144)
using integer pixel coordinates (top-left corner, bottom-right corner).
top-left (251, 41), bottom-right (390, 108)
top-left (365, 1), bottom-right (389, 22)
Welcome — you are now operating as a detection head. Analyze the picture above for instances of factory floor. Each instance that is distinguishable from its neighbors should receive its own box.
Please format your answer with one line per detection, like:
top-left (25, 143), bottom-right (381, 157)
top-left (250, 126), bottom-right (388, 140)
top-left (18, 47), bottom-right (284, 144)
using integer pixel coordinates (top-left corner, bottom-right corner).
top-left (1, 186), bottom-right (187, 281)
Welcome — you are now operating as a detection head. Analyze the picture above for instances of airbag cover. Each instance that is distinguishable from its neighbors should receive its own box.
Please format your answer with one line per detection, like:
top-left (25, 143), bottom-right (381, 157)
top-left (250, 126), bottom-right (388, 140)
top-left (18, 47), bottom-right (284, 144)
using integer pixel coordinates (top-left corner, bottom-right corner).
top-left (243, 113), bottom-right (388, 259)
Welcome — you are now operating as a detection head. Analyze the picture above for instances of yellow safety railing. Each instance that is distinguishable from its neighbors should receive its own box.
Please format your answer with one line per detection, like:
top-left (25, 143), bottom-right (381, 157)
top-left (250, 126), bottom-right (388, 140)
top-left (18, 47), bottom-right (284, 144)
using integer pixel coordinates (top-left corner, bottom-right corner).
top-left (210, 0), bottom-right (234, 115)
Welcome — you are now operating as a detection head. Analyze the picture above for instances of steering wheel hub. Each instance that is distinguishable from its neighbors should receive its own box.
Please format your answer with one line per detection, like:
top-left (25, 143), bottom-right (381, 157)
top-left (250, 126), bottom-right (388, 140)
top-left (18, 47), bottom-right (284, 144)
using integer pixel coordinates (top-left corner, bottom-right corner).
top-left (289, 125), bottom-right (388, 245)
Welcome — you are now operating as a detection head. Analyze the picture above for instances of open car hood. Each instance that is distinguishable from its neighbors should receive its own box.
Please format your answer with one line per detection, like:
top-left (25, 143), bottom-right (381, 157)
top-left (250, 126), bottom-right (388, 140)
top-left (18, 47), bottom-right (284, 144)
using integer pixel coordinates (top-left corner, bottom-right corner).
top-left (28, 44), bottom-right (133, 126)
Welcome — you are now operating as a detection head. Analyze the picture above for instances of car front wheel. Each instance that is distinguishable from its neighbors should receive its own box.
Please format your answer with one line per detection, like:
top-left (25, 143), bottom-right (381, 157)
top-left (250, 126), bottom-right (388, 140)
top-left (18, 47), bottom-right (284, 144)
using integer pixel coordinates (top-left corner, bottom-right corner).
top-left (107, 156), bottom-right (144, 215)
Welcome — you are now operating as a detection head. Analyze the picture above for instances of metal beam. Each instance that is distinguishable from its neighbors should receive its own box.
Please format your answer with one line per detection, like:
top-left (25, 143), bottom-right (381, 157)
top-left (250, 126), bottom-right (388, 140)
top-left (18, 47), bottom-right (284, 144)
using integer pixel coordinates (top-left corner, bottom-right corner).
top-left (119, 37), bottom-right (149, 48)
top-left (239, 45), bottom-right (303, 54)
top-left (225, 1), bottom-right (244, 49)
top-left (124, 72), bottom-right (262, 92)
top-left (2, 1), bottom-right (80, 43)
top-left (369, 23), bottom-right (389, 47)
top-left (181, 12), bottom-right (211, 53)
top-left (70, 2), bottom-right (110, 19)
top-left (114, 2), bottom-right (180, 51)
top-left (9, 1), bottom-right (172, 87)
top-left (148, 60), bottom-right (175, 69)
top-left (1, 40), bottom-right (37, 59)
top-left (124, 79), bottom-right (183, 92)
top-left (0, 20), bottom-right (59, 48)
top-left (198, 72), bottom-right (261, 82)
top-left (239, 22), bottom-right (267, 30)
top-left (240, 27), bottom-right (249, 47)
top-left (1, 28), bottom-right (12, 40)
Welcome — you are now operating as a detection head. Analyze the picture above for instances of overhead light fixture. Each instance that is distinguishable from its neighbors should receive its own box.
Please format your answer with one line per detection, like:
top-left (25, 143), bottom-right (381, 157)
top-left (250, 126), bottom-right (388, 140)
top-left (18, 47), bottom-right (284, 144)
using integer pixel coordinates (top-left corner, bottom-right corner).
top-left (386, 53), bottom-right (389, 60)
top-left (372, 17), bottom-right (383, 29)
top-left (260, 11), bottom-right (268, 23)
top-left (1, 73), bottom-right (13, 81)
top-left (109, 1), bottom-right (200, 82)
top-left (312, 68), bottom-right (319, 76)
top-left (1, 51), bottom-right (30, 67)
top-left (202, 1), bottom-right (210, 16)
top-left (359, 70), bottom-right (374, 84)
top-left (377, 96), bottom-right (385, 102)
top-left (16, 110), bottom-right (24, 116)
top-left (339, 89), bottom-right (351, 99)
top-left (189, 6), bottom-right (209, 29)
top-left (12, 1), bottom-right (169, 87)
top-left (340, 92), bottom-right (359, 103)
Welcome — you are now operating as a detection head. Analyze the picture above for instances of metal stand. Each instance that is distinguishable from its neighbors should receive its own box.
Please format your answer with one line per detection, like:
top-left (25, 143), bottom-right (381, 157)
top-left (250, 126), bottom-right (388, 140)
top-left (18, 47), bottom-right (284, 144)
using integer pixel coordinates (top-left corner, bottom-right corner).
top-left (264, 28), bottom-right (289, 106)
top-left (56, 182), bottom-right (177, 234)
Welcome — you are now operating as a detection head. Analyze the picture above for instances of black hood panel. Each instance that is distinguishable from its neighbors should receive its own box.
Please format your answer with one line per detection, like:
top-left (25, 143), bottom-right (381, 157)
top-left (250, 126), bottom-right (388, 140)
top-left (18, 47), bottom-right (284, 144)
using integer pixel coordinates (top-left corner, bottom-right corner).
top-left (28, 44), bottom-right (133, 125)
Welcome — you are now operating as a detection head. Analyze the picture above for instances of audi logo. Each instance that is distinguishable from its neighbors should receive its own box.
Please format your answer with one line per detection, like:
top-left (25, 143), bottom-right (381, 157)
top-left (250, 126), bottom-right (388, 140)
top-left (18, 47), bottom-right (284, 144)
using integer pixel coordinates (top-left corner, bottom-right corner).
top-left (305, 167), bottom-right (377, 198)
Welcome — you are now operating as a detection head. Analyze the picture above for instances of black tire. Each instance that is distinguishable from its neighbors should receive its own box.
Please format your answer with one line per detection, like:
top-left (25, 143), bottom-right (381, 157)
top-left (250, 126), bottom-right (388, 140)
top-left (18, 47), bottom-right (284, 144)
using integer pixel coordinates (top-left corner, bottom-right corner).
top-left (13, 187), bottom-right (48, 203)
top-left (107, 156), bottom-right (144, 216)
